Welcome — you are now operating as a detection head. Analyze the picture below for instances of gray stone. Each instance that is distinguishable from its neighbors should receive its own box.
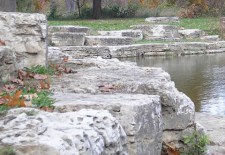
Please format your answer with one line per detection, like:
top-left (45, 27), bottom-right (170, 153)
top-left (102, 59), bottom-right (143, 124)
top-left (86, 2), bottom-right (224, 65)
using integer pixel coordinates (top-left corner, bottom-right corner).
top-left (85, 36), bottom-right (133, 46)
top-left (196, 112), bottom-right (225, 155)
top-left (50, 32), bottom-right (86, 46)
top-left (200, 35), bottom-right (221, 42)
top-left (178, 29), bottom-right (205, 38)
top-left (59, 46), bottom-right (111, 59)
top-left (53, 93), bottom-right (162, 155)
top-left (131, 25), bottom-right (180, 40)
top-left (48, 25), bottom-right (90, 34)
top-left (51, 57), bottom-right (195, 132)
top-left (0, 46), bottom-right (16, 83)
top-left (98, 30), bottom-right (143, 41)
top-left (145, 17), bottom-right (180, 23)
top-left (0, 108), bottom-right (127, 155)
top-left (0, 12), bottom-right (47, 68)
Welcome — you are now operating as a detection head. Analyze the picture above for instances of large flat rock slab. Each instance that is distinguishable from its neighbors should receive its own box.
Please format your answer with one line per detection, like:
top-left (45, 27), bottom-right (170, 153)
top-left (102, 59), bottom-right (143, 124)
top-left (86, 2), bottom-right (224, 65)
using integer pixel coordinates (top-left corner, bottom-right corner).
top-left (0, 12), bottom-right (47, 68)
top-left (50, 32), bottom-right (86, 46)
top-left (48, 25), bottom-right (90, 34)
top-left (145, 17), bottom-right (180, 23)
top-left (196, 113), bottom-right (225, 155)
top-left (178, 29), bottom-right (205, 38)
top-left (85, 36), bottom-right (133, 46)
top-left (0, 108), bottom-right (127, 155)
top-left (53, 93), bottom-right (162, 155)
top-left (98, 30), bottom-right (143, 41)
top-left (131, 25), bottom-right (180, 40)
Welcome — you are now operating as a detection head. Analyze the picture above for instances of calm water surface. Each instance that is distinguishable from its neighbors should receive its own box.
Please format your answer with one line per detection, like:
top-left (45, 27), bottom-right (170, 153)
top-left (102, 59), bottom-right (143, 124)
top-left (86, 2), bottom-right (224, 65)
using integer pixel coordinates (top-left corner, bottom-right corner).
top-left (121, 53), bottom-right (225, 115)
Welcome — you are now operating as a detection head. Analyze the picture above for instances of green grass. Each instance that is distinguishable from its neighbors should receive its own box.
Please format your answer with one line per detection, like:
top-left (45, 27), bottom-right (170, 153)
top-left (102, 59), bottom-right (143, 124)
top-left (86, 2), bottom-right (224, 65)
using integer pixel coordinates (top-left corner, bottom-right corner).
top-left (25, 65), bottom-right (55, 75)
top-left (49, 18), bottom-right (146, 31)
top-left (49, 17), bottom-right (220, 35)
top-left (32, 91), bottom-right (55, 108)
top-left (171, 17), bottom-right (220, 35)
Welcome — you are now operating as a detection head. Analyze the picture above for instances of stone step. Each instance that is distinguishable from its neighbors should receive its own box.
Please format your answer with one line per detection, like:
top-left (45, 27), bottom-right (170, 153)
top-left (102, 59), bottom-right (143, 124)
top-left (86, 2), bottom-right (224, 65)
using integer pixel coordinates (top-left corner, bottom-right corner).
top-left (178, 29), bottom-right (205, 38)
top-left (145, 17), bottom-right (180, 23)
top-left (200, 35), bottom-right (221, 42)
top-left (98, 29), bottom-right (143, 41)
top-left (50, 41), bottom-right (225, 59)
top-left (53, 93), bottom-right (162, 155)
top-left (85, 36), bottom-right (133, 46)
top-left (48, 25), bottom-right (90, 34)
top-left (50, 32), bottom-right (86, 46)
top-left (131, 25), bottom-right (180, 40)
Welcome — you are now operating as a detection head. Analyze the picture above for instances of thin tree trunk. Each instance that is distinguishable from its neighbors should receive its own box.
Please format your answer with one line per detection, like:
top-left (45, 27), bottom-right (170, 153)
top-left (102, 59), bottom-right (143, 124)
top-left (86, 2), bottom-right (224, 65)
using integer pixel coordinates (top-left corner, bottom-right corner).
top-left (93, 0), bottom-right (101, 19)
top-left (0, 0), bottom-right (16, 12)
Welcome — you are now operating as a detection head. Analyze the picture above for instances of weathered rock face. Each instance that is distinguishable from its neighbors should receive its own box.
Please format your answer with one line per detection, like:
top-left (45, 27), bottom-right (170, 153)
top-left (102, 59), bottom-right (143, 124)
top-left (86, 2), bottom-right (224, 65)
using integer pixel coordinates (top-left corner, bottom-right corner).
top-left (0, 12), bottom-right (47, 68)
top-left (0, 46), bottom-right (16, 83)
top-left (50, 56), bottom-right (195, 152)
top-left (145, 17), bottom-right (180, 23)
top-left (200, 35), bottom-right (221, 42)
top-left (53, 93), bottom-right (162, 155)
top-left (131, 25), bottom-right (180, 40)
top-left (85, 36), bottom-right (133, 46)
top-left (98, 30), bottom-right (143, 41)
top-left (0, 108), bottom-right (127, 155)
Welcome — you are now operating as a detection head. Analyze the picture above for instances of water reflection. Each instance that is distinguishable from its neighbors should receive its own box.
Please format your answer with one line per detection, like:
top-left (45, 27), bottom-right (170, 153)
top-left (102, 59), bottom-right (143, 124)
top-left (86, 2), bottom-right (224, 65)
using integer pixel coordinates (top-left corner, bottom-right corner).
top-left (120, 54), bottom-right (225, 115)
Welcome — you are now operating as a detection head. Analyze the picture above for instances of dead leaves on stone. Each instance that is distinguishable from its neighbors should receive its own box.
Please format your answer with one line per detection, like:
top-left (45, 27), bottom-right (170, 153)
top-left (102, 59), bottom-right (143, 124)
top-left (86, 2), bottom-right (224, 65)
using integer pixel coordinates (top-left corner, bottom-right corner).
top-left (164, 142), bottom-right (180, 155)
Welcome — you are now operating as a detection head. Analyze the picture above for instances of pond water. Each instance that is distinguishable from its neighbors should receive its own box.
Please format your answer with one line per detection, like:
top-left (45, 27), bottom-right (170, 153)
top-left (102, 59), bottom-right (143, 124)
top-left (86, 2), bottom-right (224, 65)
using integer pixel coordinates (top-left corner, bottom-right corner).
top-left (120, 53), bottom-right (225, 116)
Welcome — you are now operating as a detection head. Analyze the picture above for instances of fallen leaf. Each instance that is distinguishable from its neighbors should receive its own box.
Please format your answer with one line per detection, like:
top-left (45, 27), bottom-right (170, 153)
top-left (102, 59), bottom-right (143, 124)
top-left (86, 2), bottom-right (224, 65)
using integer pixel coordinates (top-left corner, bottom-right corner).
top-left (34, 74), bottom-right (48, 80)
top-left (11, 78), bottom-right (24, 85)
top-left (164, 142), bottom-right (180, 155)
top-left (40, 80), bottom-right (50, 89)
top-left (0, 39), bottom-right (6, 46)
top-left (41, 106), bottom-right (53, 112)
top-left (63, 56), bottom-right (69, 62)
top-left (3, 90), bottom-right (26, 107)
top-left (64, 67), bottom-right (77, 74)
top-left (18, 69), bottom-right (27, 80)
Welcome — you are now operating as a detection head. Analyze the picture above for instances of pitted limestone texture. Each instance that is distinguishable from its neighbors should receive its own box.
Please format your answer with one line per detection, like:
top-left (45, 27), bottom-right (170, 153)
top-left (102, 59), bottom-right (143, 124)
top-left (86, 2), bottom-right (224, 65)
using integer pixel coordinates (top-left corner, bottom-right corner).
top-left (0, 108), bottom-right (127, 155)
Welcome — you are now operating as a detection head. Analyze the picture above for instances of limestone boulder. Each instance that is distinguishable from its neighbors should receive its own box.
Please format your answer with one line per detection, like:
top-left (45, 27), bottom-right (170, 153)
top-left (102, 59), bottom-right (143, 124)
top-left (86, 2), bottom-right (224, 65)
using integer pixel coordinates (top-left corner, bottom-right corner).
top-left (0, 108), bottom-right (127, 155)
top-left (0, 12), bottom-right (47, 68)
top-left (53, 93), bottom-right (162, 155)
top-left (131, 25), bottom-right (180, 40)
top-left (98, 30), bottom-right (143, 41)
top-left (145, 17), bottom-right (180, 23)
top-left (51, 58), bottom-right (195, 141)
top-left (178, 29), bottom-right (205, 38)
top-left (85, 36), bottom-right (133, 46)
top-left (50, 32), bottom-right (86, 46)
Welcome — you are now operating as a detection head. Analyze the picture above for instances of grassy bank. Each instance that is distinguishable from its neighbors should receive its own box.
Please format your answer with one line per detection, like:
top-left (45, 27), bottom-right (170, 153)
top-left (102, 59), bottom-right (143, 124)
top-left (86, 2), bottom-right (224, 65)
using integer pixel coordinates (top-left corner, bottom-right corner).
top-left (48, 17), bottom-right (220, 35)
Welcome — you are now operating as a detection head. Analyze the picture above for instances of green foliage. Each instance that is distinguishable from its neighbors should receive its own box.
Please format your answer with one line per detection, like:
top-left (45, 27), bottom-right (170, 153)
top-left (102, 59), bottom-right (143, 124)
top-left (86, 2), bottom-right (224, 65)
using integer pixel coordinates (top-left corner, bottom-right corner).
top-left (32, 91), bottom-right (55, 108)
top-left (0, 146), bottom-right (15, 155)
top-left (0, 105), bottom-right (9, 116)
top-left (25, 65), bottom-right (55, 75)
top-left (183, 131), bottom-right (209, 155)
